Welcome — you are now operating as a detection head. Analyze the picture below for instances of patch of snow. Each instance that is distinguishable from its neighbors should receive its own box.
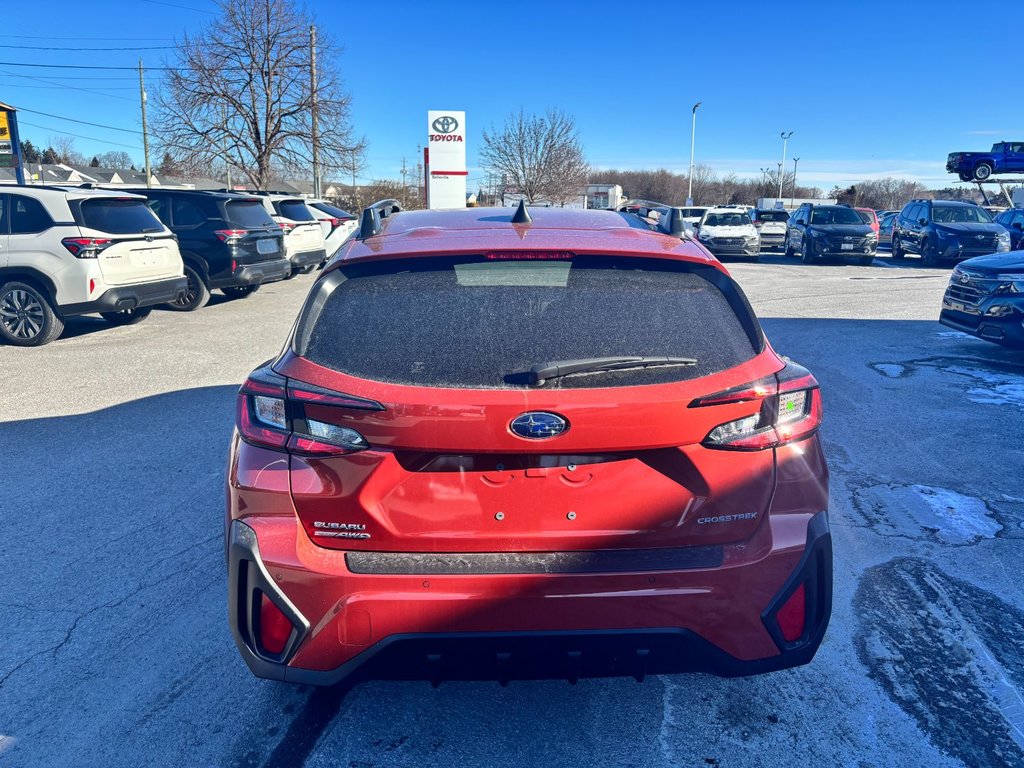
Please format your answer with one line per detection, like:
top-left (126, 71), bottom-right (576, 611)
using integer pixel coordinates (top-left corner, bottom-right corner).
top-left (872, 363), bottom-right (907, 378)
top-left (855, 484), bottom-right (1002, 545)
top-left (944, 366), bottom-right (1024, 411)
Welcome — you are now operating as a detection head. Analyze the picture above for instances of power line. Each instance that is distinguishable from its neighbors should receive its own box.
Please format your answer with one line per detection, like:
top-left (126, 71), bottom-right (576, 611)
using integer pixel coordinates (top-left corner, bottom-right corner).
top-left (0, 35), bottom-right (174, 41)
top-left (0, 60), bottom-right (175, 71)
top-left (18, 120), bottom-right (143, 151)
top-left (139, 0), bottom-right (216, 13)
top-left (0, 82), bottom-right (137, 91)
top-left (0, 44), bottom-right (176, 51)
top-left (0, 67), bottom-right (134, 101)
top-left (16, 107), bottom-right (143, 135)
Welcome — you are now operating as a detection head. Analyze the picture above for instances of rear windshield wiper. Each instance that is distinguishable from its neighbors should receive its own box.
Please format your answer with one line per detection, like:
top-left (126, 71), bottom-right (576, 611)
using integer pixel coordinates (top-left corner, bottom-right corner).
top-left (529, 356), bottom-right (697, 387)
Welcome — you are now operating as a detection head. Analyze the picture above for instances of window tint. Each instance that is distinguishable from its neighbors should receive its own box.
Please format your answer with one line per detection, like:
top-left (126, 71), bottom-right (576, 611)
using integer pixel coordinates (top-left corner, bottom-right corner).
top-left (757, 210), bottom-right (789, 222)
top-left (1011, 211), bottom-right (1024, 226)
top-left (79, 198), bottom-right (164, 234)
top-left (311, 202), bottom-right (354, 219)
top-left (0, 195), bottom-right (7, 234)
top-left (296, 257), bottom-right (759, 389)
top-left (276, 199), bottom-right (315, 221)
top-left (225, 200), bottom-right (276, 228)
top-left (172, 198), bottom-right (206, 227)
top-left (703, 213), bottom-right (751, 227)
top-left (932, 205), bottom-right (992, 224)
top-left (9, 195), bottom-right (53, 234)
top-left (146, 196), bottom-right (169, 224)
top-left (904, 204), bottom-right (922, 222)
top-left (809, 207), bottom-right (863, 225)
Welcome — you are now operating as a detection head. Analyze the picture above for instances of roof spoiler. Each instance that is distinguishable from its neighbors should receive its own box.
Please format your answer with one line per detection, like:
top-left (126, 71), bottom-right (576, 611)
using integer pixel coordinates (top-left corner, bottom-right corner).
top-left (357, 198), bottom-right (403, 239)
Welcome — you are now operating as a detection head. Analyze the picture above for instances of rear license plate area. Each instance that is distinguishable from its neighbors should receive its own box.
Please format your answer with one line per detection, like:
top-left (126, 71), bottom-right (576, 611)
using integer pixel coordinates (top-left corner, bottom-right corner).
top-left (257, 238), bottom-right (279, 255)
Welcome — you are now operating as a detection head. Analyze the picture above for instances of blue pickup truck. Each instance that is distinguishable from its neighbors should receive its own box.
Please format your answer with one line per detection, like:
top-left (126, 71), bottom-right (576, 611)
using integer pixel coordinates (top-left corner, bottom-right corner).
top-left (947, 142), bottom-right (1024, 181)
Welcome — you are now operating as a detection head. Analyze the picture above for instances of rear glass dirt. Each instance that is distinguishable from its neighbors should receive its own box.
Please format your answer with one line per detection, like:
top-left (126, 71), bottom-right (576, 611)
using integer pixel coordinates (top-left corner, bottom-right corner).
top-left (78, 198), bottom-right (163, 234)
top-left (295, 257), bottom-right (761, 389)
top-left (225, 200), bottom-right (276, 228)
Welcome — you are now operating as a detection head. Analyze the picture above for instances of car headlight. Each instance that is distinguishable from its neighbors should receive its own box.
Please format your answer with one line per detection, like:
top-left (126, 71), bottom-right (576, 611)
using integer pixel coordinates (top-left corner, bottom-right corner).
top-left (937, 229), bottom-right (957, 240)
top-left (997, 232), bottom-right (1011, 243)
top-left (866, 231), bottom-right (878, 240)
top-left (994, 274), bottom-right (1024, 293)
top-left (809, 229), bottom-right (826, 238)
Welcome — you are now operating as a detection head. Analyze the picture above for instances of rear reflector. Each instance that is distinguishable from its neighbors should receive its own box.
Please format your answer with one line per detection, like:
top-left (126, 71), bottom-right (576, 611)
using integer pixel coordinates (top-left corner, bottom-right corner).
top-left (776, 584), bottom-right (806, 643)
top-left (259, 593), bottom-right (293, 655)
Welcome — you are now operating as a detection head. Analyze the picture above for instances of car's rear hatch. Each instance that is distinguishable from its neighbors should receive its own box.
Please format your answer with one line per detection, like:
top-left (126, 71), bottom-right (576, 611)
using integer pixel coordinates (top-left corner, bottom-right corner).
top-left (271, 255), bottom-right (784, 554)
top-left (275, 198), bottom-right (325, 255)
top-left (223, 199), bottom-right (286, 265)
top-left (74, 197), bottom-right (181, 286)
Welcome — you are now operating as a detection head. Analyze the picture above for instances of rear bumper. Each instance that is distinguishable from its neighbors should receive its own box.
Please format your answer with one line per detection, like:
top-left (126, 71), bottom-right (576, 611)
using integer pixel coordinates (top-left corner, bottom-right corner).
top-left (210, 257), bottom-right (291, 289)
top-left (758, 233), bottom-right (786, 248)
top-left (59, 276), bottom-right (187, 316)
top-left (228, 511), bottom-right (832, 686)
top-left (288, 248), bottom-right (327, 270)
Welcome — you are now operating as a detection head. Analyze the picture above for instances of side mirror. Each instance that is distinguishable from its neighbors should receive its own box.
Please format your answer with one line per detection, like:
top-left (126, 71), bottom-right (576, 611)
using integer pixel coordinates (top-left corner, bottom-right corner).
top-left (1013, 222), bottom-right (1023, 231)
top-left (918, 217), bottom-right (928, 226)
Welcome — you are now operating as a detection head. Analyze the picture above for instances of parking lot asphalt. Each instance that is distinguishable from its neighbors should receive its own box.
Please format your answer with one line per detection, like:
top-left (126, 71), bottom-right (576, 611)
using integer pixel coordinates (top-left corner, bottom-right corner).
top-left (2, 253), bottom-right (1023, 768)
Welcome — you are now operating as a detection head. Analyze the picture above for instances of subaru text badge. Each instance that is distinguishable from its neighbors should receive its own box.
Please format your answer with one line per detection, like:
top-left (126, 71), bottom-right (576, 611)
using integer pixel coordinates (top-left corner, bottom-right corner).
top-left (510, 412), bottom-right (569, 439)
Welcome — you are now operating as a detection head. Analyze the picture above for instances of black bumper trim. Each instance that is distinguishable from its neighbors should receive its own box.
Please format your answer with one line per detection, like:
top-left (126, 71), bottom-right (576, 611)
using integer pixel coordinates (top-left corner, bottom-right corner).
top-left (209, 257), bottom-right (291, 289)
top-left (59, 276), bottom-right (188, 316)
top-left (289, 248), bottom-right (327, 269)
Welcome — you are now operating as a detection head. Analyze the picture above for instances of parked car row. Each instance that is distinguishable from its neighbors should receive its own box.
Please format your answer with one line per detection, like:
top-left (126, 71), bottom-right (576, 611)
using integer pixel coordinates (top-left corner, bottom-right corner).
top-left (0, 185), bottom-right (356, 346)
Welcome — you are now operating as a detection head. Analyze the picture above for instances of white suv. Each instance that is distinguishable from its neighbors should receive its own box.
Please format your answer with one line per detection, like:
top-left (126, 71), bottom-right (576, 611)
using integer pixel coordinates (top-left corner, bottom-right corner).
top-left (257, 194), bottom-right (326, 276)
top-left (0, 186), bottom-right (186, 346)
top-left (695, 207), bottom-right (761, 261)
top-left (304, 199), bottom-right (357, 260)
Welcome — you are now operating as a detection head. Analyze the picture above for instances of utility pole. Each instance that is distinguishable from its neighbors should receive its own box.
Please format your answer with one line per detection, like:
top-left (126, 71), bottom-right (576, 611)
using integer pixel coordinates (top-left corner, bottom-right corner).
top-left (310, 25), bottom-right (321, 198)
top-left (400, 157), bottom-right (408, 206)
top-left (687, 102), bottom-right (701, 206)
top-left (791, 157), bottom-right (800, 206)
top-left (760, 167), bottom-right (769, 198)
top-left (221, 102), bottom-right (232, 189)
top-left (778, 131), bottom-right (793, 201)
top-left (138, 59), bottom-right (151, 188)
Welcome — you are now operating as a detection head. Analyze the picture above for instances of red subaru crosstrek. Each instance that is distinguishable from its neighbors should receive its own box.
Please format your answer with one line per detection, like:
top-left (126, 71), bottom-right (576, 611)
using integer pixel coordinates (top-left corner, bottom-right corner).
top-left (227, 202), bottom-right (831, 686)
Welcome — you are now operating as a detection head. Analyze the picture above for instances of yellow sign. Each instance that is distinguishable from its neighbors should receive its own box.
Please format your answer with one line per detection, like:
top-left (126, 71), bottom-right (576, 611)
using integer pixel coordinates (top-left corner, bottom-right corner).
top-left (0, 111), bottom-right (9, 141)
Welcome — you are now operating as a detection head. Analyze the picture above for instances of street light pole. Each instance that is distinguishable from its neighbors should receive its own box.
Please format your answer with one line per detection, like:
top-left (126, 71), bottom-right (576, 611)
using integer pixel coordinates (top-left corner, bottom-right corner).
top-left (687, 102), bottom-right (701, 206)
top-left (778, 131), bottom-right (793, 201)
top-left (791, 157), bottom-right (800, 206)
top-left (759, 167), bottom-right (769, 199)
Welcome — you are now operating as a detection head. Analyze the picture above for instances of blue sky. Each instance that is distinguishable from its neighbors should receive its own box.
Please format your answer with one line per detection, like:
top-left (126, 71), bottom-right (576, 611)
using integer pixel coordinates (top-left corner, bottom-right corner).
top-left (1, 0), bottom-right (1017, 190)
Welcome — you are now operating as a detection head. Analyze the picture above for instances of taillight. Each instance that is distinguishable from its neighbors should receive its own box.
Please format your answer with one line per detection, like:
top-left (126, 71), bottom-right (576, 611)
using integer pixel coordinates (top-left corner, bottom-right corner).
top-left (62, 237), bottom-right (112, 258)
top-left (278, 222), bottom-right (298, 233)
top-left (691, 361), bottom-right (822, 450)
top-left (485, 250), bottom-right (574, 260)
top-left (258, 593), bottom-right (293, 655)
top-left (775, 584), bottom-right (806, 643)
top-left (236, 365), bottom-right (379, 456)
top-left (215, 229), bottom-right (248, 244)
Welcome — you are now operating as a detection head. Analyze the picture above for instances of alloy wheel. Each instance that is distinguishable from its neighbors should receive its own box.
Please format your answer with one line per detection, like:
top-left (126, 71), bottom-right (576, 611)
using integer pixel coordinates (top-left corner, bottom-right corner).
top-left (0, 288), bottom-right (45, 340)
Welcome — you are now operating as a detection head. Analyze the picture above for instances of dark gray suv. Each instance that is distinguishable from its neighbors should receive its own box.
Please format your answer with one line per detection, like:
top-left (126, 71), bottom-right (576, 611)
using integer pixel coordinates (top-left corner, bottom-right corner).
top-left (891, 199), bottom-right (1010, 266)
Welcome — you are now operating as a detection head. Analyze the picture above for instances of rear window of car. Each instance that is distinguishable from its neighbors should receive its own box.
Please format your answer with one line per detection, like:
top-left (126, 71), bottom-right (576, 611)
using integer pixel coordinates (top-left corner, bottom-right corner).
top-left (311, 202), bottom-right (355, 219)
top-left (756, 211), bottom-right (789, 222)
top-left (295, 256), bottom-right (761, 389)
top-left (78, 198), bottom-right (163, 234)
top-left (276, 199), bottom-right (315, 222)
top-left (225, 200), bottom-right (277, 228)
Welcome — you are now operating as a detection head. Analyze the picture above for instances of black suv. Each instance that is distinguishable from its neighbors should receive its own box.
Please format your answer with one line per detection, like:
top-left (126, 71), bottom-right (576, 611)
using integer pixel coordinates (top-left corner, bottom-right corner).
top-left (785, 204), bottom-right (877, 265)
top-left (891, 199), bottom-right (1010, 267)
top-left (123, 189), bottom-right (289, 311)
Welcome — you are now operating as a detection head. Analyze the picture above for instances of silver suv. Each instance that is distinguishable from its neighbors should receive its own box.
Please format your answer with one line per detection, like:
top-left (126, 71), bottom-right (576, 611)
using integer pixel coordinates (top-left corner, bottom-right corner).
top-left (0, 186), bottom-right (186, 346)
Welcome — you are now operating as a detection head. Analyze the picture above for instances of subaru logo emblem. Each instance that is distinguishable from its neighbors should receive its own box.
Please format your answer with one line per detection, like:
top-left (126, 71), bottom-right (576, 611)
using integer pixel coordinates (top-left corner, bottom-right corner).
top-left (510, 412), bottom-right (568, 439)
top-left (976, 234), bottom-right (985, 240)
top-left (844, 236), bottom-right (852, 241)
top-left (431, 116), bottom-right (459, 134)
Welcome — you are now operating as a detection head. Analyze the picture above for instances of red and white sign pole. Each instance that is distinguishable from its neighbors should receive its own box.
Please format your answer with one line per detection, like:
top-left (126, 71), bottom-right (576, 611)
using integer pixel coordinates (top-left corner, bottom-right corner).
top-left (426, 110), bottom-right (466, 209)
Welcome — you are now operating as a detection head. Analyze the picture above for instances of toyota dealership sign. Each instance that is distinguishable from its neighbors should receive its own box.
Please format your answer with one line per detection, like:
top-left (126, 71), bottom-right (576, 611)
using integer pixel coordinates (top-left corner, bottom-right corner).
top-left (426, 110), bottom-right (466, 209)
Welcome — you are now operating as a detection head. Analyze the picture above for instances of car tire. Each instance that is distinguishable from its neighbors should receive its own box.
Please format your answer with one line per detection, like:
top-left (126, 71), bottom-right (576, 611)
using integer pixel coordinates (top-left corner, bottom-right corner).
top-left (958, 172), bottom-right (972, 182)
top-left (801, 239), bottom-right (816, 264)
top-left (891, 236), bottom-right (905, 259)
top-left (222, 285), bottom-right (260, 299)
top-left (973, 163), bottom-right (993, 181)
top-left (298, 265), bottom-right (317, 275)
top-left (165, 265), bottom-right (210, 312)
top-left (0, 280), bottom-right (64, 347)
top-left (100, 306), bottom-right (152, 325)
top-left (921, 238), bottom-right (939, 267)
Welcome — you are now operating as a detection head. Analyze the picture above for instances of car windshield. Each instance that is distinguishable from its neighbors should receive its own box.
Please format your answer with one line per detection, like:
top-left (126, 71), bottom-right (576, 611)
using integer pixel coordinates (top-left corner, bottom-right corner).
top-left (225, 200), bottom-right (276, 228)
top-left (704, 213), bottom-right (751, 227)
top-left (810, 208), bottom-right (863, 225)
top-left (937, 204), bottom-right (991, 222)
top-left (932, 205), bottom-right (993, 224)
top-left (78, 198), bottom-right (164, 234)
top-left (294, 256), bottom-right (759, 389)
top-left (758, 211), bottom-right (789, 222)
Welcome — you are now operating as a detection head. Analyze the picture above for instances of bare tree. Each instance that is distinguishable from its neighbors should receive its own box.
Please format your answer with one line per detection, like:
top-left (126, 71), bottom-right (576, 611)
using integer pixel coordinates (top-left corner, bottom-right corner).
top-left (95, 150), bottom-right (135, 169)
top-left (47, 135), bottom-right (85, 166)
top-left (480, 110), bottom-right (588, 205)
top-left (153, 0), bottom-right (365, 191)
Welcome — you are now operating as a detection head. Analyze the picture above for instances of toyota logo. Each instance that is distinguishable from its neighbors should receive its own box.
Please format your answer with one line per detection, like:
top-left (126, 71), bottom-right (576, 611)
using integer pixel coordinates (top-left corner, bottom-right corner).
top-left (959, 272), bottom-right (971, 284)
top-left (432, 116), bottom-right (459, 134)
top-left (510, 412), bottom-right (568, 439)
top-left (976, 234), bottom-right (985, 240)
